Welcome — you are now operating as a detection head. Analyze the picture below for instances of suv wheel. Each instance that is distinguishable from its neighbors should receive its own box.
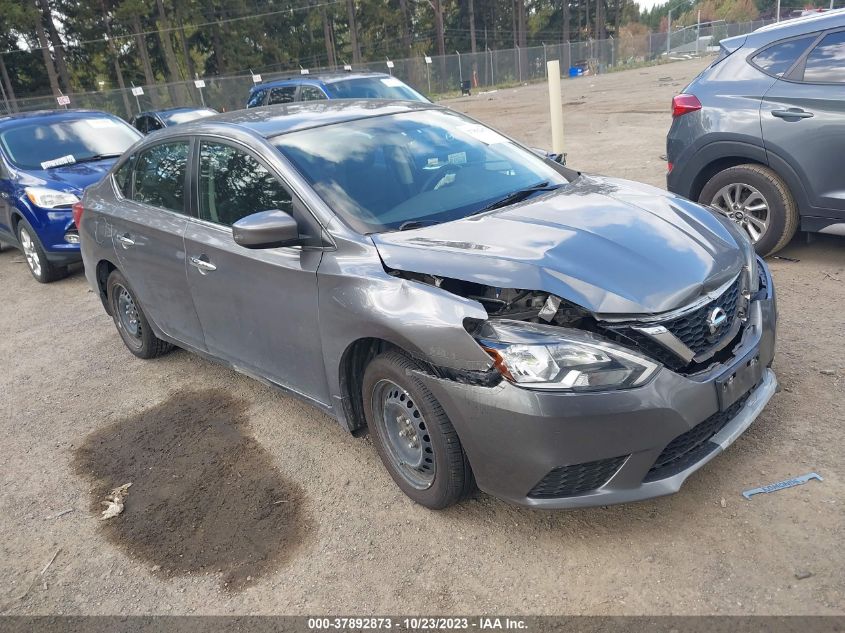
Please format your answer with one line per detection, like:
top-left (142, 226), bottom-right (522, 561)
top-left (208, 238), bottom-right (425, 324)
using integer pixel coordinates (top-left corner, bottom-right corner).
top-left (106, 269), bottom-right (173, 359)
top-left (362, 351), bottom-right (475, 509)
top-left (16, 219), bottom-right (68, 283)
top-left (699, 164), bottom-right (798, 256)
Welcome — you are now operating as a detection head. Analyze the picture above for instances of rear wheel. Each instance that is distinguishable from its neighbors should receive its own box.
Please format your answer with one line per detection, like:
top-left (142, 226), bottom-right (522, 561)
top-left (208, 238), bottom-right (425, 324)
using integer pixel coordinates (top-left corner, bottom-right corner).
top-left (363, 351), bottom-right (474, 509)
top-left (106, 269), bottom-right (172, 359)
top-left (16, 219), bottom-right (68, 283)
top-left (699, 164), bottom-right (798, 256)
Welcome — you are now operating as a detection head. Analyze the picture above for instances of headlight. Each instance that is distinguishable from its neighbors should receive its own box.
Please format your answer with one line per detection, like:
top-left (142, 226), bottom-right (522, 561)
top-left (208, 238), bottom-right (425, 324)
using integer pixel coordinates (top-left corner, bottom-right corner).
top-left (475, 319), bottom-right (660, 391)
top-left (711, 211), bottom-right (758, 293)
top-left (25, 187), bottom-right (79, 209)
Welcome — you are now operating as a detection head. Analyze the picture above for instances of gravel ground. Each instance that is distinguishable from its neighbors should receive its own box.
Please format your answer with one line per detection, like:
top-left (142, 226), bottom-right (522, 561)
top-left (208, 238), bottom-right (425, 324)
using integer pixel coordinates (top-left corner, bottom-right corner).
top-left (1, 58), bottom-right (843, 616)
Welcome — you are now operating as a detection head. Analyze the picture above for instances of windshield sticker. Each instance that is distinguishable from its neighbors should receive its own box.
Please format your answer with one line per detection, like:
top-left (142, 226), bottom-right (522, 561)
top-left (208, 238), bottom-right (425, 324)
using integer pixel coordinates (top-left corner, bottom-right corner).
top-left (40, 154), bottom-right (76, 170)
top-left (457, 124), bottom-right (507, 146)
top-left (448, 152), bottom-right (467, 165)
top-left (380, 77), bottom-right (404, 88)
top-left (86, 118), bottom-right (120, 129)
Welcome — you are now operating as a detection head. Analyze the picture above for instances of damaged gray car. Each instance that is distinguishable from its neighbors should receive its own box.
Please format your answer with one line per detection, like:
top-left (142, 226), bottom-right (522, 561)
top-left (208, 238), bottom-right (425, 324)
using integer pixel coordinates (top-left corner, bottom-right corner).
top-left (78, 101), bottom-right (778, 509)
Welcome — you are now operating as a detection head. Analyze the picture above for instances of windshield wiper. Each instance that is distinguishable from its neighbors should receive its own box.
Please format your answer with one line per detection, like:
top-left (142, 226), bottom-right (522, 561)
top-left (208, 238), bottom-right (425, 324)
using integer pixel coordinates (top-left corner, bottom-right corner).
top-left (473, 181), bottom-right (563, 215)
top-left (74, 153), bottom-right (123, 164)
top-left (397, 220), bottom-right (440, 231)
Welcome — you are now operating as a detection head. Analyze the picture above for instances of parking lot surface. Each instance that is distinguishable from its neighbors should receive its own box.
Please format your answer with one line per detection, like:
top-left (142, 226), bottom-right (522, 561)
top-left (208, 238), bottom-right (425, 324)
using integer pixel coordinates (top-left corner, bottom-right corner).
top-left (1, 58), bottom-right (843, 615)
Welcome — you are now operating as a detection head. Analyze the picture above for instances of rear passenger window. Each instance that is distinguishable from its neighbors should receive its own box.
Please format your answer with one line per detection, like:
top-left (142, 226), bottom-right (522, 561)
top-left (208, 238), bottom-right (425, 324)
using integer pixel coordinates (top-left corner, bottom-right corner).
top-left (802, 31), bottom-right (845, 83)
top-left (752, 35), bottom-right (816, 76)
top-left (268, 87), bottom-right (296, 105)
top-left (197, 141), bottom-right (292, 227)
top-left (131, 141), bottom-right (189, 213)
top-left (300, 85), bottom-right (327, 101)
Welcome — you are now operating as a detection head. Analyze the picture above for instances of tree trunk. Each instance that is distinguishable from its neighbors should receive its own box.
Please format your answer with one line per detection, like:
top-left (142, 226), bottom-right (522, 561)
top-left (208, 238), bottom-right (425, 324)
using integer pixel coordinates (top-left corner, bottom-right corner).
top-left (322, 6), bottom-right (336, 68)
top-left (596, 0), bottom-right (605, 40)
top-left (615, 0), bottom-right (621, 35)
top-left (131, 12), bottom-right (158, 108)
top-left (155, 0), bottom-right (187, 105)
top-left (33, 2), bottom-right (61, 97)
top-left (433, 0), bottom-right (446, 82)
top-left (203, 0), bottom-right (226, 74)
top-left (346, 0), bottom-right (361, 63)
top-left (37, 0), bottom-right (72, 92)
top-left (175, 7), bottom-right (196, 81)
top-left (101, 0), bottom-right (133, 118)
top-left (0, 55), bottom-right (18, 112)
top-left (399, 0), bottom-right (413, 56)
top-left (468, 0), bottom-right (477, 53)
top-left (563, 0), bottom-right (570, 43)
top-left (586, 0), bottom-right (591, 40)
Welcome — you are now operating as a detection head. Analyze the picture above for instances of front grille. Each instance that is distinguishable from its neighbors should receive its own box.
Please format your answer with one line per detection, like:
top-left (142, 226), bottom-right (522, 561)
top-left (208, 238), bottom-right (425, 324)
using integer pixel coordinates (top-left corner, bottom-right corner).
top-left (599, 275), bottom-right (744, 373)
top-left (660, 276), bottom-right (741, 356)
top-left (528, 455), bottom-right (628, 499)
top-left (644, 391), bottom-right (751, 483)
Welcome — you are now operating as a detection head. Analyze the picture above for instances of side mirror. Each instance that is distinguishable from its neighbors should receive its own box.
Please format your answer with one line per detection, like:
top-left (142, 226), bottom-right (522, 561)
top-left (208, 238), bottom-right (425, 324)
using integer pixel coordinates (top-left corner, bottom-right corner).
top-left (232, 209), bottom-right (300, 249)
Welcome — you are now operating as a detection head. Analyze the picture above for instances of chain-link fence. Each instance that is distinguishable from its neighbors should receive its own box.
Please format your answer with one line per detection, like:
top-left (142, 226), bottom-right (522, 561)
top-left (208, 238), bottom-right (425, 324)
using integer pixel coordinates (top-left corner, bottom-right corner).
top-left (2, 18), bottom-right (774, 119)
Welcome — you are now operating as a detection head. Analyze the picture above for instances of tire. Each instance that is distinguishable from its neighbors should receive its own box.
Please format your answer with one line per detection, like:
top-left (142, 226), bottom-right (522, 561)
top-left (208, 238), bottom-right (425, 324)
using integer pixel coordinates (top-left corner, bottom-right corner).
top-left (699, 164), bottom-right (798, 257)
top-left (106, 269), bottom-right (172, 359)
top-left (16, 219), bottom-right (68, 283)
top-left (362, 350), bottom-right (475, 509)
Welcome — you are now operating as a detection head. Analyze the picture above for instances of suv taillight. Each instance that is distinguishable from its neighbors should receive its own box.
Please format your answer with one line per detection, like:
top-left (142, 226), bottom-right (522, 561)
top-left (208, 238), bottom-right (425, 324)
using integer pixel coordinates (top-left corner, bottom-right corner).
top-left (72, 200), bottom-right (84, 228)
top-left (672, 94), bottom-right (702, 118)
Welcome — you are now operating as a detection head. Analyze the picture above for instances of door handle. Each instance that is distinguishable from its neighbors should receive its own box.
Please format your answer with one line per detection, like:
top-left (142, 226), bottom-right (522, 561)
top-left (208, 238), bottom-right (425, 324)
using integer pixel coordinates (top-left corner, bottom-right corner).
top-left (116, 234), bottom-right (135, 248)
top-left (189, 255), bottom-right (217, 274)
top-left (771, 108), bottom-right (814, 119)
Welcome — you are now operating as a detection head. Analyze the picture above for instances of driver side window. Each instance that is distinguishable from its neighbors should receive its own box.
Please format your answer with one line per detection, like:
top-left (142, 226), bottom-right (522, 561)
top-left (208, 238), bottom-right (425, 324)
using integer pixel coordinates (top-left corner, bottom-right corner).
top-left (198, 141), bottom-right (293, 227)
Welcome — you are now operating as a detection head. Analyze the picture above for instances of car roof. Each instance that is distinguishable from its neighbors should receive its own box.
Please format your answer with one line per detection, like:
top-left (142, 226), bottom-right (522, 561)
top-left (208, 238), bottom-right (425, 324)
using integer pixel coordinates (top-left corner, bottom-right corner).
top-left (251, 72), bottom-right (394, 92)
top-left (138, 106), bottom-right (215, 117)
top-left (751, 8), bottom-right (845, 41)
top-left (0, 109), bottom-right (120, 131)
top-left (151, 99), bottom-right (441, 139)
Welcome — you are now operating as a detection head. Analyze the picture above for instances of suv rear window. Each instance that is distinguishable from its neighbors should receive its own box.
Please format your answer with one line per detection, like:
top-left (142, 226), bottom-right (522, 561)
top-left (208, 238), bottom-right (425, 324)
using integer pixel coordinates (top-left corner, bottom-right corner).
top-left (802, 31), bottom-right (845, 83)
top-left (752, 35), bottom-right (816, 76)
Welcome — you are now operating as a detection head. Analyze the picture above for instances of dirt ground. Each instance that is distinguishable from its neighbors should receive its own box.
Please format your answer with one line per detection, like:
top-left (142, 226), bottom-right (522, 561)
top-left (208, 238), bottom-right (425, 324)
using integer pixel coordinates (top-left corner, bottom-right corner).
top-left (1, 58), bottom-right (843, 616)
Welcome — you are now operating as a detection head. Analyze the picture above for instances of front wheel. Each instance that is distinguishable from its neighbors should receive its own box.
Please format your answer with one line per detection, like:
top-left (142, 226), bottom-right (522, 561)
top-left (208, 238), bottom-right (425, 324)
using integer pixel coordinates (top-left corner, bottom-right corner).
top-left (363, 351), bottom-right (474, 509)
top-left (699, 164), bottom-right (798, 256)
top-left (106, 269), bottom-right (173, 359)
top-left (16, 219), bottom-right (68, 283)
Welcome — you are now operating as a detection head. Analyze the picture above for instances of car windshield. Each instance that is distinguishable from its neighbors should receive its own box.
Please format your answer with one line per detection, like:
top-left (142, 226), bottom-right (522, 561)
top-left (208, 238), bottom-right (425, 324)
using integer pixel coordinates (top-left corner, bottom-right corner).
top-left (160, 109), bottom-right (216, 125)
top-left (0, 116), bottom-right (141, 170)
top-left (273, 109), bottom-right (570, 234)
top-left (323, 77), bottom-right (428, 102)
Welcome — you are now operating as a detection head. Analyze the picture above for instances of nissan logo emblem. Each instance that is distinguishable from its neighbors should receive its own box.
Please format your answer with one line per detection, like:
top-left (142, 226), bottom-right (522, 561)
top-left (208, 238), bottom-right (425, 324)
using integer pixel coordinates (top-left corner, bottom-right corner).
top-left (707, 307), bottom-right (728, 334)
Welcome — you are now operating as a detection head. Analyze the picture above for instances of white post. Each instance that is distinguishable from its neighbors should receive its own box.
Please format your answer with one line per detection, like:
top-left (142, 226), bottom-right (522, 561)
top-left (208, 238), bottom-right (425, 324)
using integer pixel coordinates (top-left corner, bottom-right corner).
top-left (667, 9), bottom-right (672, 57)
top-left (696, 10), bottom-right (701, 55)
top-left (456, 50), bottom-right (462, 83)
top-left (490, 47), bottom-right (494, 85)
top-left (547, 59), bottom-right (564, 155)
top-left (542, 43), bottom-right (547, 77)
top-left (776, 0), bottom-right (781, 22)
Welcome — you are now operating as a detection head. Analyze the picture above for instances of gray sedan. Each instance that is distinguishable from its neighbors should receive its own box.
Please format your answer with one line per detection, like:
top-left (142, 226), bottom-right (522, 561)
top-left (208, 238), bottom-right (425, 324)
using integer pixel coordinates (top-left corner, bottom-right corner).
top-left (78, 101), bottom-right (778, 509)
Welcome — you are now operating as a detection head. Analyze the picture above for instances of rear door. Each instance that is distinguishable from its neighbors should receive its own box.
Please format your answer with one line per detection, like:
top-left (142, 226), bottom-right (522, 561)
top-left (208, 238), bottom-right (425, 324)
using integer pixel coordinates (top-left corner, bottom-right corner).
top-left (760, 29), bottom-right (845, 218)
top-left (110, 139), bottom-right (207, 350)
top-left (266, 85), bottom-right (297, 105)
top-left (183, 137), bottom-right (329, 403)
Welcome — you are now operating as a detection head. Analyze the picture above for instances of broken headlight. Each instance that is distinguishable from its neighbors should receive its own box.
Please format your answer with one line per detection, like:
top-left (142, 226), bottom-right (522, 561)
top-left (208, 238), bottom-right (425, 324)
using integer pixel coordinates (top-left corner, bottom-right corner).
top-left (475, 319), bottom-right (660, 391)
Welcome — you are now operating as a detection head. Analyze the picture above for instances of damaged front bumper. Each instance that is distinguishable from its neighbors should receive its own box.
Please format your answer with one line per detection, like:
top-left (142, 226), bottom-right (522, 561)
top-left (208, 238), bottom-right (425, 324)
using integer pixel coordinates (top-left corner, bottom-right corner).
top-left (415, 262), bottom-right (778, 509)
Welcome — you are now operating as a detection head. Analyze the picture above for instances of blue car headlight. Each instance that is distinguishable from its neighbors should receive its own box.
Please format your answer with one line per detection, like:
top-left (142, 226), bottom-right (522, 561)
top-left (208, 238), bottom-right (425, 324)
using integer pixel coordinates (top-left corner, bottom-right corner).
top-left (25, 186), bottom-right (79, 209)
top-left (475, 319), bottom-right (660, 391)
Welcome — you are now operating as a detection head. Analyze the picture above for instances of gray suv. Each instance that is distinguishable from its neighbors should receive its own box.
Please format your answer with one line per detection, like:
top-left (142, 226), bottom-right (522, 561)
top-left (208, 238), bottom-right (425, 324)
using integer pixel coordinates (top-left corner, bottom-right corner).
top-left (667, 10), bottom-right (845, 255)
top-left (78, 101), bottom-right (777, 509)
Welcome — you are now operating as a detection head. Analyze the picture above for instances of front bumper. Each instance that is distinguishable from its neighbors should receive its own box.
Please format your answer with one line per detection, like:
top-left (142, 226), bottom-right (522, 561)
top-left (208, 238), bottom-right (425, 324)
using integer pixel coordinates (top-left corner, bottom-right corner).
top-left (417, 265), bottom-right (777, 509)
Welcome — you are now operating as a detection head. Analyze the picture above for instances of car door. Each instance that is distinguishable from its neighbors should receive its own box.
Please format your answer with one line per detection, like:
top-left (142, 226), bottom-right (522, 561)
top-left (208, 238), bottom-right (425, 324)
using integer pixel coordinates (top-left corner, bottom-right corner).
top-left (760, 29), bottom-right (845, 218)
top-left (110, 140), bottom-right (207, 350)
top-left (0, 155), bottom-right (15, 240)
top-left (183, 138), bottom-right (329, 404)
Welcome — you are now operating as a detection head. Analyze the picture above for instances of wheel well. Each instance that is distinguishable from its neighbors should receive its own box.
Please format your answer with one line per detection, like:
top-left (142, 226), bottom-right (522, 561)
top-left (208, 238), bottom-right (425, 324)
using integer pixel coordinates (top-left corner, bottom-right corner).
top-left (339, 337), bottom-right (395, 433)
top-left (96, 259), bottom-right (117, 313)
top-left (10, 212), bottom-right (22, 236)
top-left (689, 157), bottom-right (767, 203)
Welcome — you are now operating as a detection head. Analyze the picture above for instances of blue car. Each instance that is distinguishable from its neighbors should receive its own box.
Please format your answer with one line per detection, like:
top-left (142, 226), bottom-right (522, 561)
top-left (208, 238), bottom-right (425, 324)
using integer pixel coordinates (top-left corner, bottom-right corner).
top-left (246, 71), bottom-right (429, 108)
top-left (0, 110), bottom-right (141, 282)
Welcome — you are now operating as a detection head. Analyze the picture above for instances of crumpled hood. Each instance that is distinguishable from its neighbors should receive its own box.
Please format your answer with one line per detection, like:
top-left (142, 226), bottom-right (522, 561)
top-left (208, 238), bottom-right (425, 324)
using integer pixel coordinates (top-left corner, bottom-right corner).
top-left (18, 158), bottom-right (118, 195)
top-left (371, 174), bottom-right (744, 315)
